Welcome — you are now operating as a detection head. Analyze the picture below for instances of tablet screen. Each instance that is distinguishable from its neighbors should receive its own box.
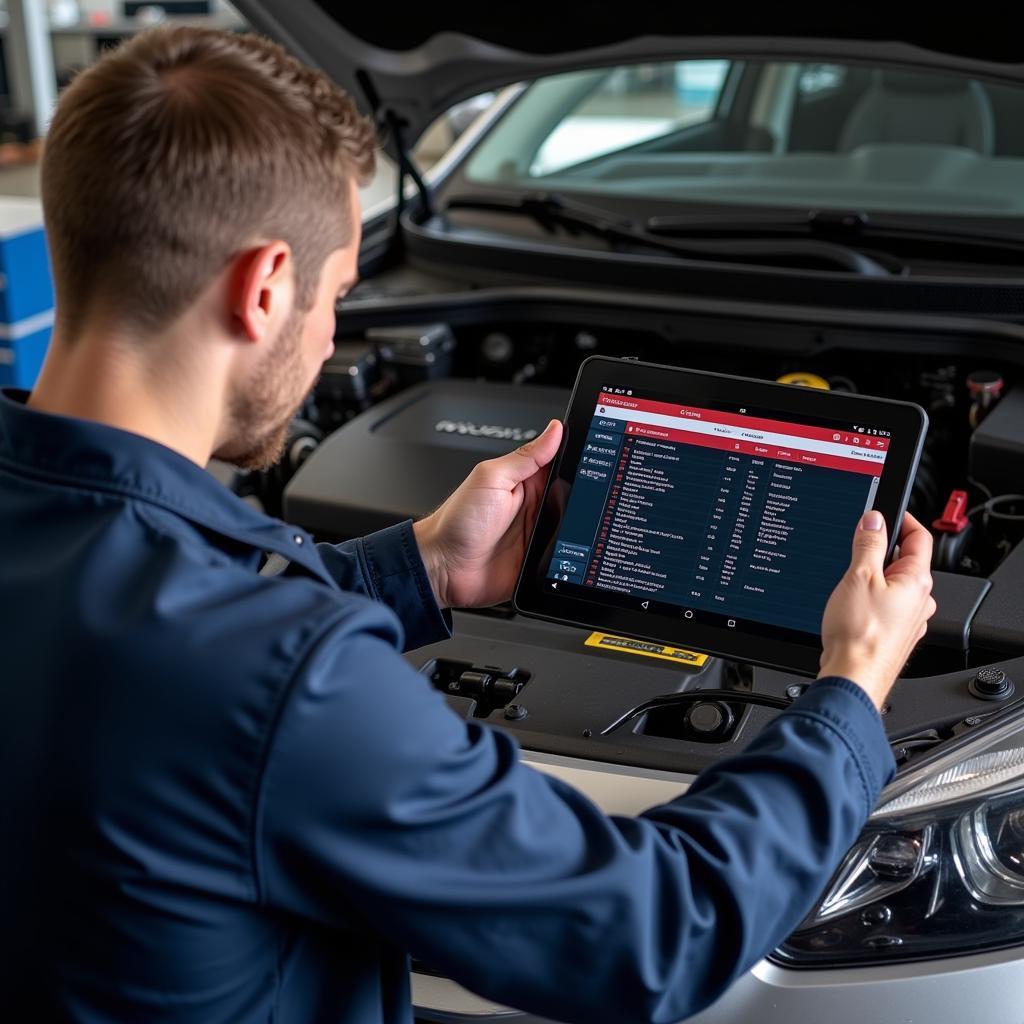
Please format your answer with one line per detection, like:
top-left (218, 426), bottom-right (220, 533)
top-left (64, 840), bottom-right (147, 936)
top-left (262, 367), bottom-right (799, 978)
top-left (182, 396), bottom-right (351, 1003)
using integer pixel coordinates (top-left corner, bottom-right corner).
top-left (545, 387), bottom-right (892, 638)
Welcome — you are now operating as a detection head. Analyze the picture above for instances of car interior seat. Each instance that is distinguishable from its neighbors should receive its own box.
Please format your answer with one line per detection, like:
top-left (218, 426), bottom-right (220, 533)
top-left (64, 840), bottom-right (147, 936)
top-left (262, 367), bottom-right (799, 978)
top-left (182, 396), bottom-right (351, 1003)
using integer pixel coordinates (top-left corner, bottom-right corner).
top-left (840, 69), bottom-right (995, 154)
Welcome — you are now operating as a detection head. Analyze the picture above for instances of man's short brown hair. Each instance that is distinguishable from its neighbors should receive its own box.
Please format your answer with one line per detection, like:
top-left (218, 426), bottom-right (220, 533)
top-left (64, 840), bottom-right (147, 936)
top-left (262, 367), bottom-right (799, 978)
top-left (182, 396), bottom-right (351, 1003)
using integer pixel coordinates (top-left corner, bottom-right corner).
top-left (41, 26), bottom-right (377, 337)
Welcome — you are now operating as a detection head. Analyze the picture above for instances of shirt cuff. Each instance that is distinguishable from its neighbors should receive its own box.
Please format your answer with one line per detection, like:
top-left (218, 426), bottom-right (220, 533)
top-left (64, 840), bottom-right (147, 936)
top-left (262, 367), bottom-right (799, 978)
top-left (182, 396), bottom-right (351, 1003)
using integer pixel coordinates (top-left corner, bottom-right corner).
top-left (788, 676), bottom-right (897, 815)
top-left (358, 520), bottom-right (453, 652)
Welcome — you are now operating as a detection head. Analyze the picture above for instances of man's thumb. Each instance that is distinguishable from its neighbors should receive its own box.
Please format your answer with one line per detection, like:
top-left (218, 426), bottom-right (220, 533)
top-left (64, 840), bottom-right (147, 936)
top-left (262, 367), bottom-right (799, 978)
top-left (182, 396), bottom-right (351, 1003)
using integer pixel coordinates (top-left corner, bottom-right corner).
top-left (488, 420), bottom-right (563, 488)
top-left (849, 509), bottom-right (887, 576)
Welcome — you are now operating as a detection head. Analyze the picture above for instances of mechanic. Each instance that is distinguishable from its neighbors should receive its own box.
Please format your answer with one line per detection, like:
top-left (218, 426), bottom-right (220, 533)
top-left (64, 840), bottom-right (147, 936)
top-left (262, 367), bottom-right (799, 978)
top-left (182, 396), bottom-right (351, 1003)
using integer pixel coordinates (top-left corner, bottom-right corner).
top-left (0, 27), bottom-right (936, 1024)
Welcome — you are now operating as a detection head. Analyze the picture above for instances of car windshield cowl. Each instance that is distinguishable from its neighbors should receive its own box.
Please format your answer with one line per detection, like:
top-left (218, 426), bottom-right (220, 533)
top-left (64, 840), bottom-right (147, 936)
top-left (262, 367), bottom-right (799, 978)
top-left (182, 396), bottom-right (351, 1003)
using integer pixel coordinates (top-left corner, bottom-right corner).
top-left (441, 191), bottom-right (901, 275)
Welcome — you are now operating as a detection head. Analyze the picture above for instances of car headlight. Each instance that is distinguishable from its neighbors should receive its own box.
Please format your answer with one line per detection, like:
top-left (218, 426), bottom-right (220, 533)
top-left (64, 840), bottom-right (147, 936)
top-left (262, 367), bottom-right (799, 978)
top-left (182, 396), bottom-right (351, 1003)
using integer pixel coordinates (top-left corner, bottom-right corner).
top-left (773, 711), bottom-right (1024, 967)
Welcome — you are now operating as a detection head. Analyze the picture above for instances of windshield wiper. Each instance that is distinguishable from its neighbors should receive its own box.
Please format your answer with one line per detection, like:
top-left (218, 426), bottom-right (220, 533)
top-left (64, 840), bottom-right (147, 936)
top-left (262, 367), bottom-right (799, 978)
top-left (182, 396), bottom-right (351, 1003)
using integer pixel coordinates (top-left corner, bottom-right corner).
top-left (647, 208), bottom-right (1024, 263)
top-left (442, 193), bottom-right (895, 277)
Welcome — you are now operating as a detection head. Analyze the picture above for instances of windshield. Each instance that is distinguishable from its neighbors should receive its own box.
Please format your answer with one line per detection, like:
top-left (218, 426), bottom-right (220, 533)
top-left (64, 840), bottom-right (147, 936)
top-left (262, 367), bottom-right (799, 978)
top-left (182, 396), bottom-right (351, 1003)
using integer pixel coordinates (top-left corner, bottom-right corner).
top-left (464, 59), bottom-right (1024, 220)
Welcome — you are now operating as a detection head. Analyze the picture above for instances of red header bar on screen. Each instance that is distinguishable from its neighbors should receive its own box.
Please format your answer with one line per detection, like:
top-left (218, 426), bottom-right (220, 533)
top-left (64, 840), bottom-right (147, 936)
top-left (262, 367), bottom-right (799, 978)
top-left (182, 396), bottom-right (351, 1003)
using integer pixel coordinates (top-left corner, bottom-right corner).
top-left (623, 421), bottom-right (883, 477)
top-left (597, 392), bottom-right (889, 451)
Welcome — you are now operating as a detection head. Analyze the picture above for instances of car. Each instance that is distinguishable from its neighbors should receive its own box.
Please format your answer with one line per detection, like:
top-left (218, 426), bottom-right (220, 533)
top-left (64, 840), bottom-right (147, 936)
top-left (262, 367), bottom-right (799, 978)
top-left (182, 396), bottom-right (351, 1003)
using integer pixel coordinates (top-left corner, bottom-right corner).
top-left (231, 5), bottom-right (1024, 1021)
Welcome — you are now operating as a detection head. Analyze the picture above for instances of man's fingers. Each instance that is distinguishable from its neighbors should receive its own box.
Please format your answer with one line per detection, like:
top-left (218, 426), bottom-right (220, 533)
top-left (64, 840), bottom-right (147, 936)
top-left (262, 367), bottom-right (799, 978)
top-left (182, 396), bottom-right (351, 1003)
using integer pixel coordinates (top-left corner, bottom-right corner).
top-left (848, 509), bottom-right (888, 579)
top-left (892, 513), bottom-right (934, 572)
top-left (885, 513), bottom-right (934, 591)
top-left (481, 420), bottom-right (563, 489)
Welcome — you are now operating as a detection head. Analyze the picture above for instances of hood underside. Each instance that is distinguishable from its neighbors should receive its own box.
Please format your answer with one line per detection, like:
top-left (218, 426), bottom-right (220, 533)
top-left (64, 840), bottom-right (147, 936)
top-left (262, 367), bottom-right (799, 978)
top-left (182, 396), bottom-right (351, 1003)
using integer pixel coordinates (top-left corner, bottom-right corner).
top-left (230, 3), bottom-right (1024, 152)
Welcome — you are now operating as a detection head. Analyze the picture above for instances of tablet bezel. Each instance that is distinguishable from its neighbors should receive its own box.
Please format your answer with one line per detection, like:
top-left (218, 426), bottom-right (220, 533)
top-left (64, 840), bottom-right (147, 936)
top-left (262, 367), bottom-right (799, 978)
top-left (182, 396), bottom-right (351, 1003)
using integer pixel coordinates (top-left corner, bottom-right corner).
top-left (513, 355), bottom-right (928, 675)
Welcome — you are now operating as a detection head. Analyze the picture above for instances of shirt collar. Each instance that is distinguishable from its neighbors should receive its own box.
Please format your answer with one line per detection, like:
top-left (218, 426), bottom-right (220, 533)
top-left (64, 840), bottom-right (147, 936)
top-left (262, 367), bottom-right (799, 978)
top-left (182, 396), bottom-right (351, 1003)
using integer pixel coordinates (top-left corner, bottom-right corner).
top-left (0, 388), bottom-right (325, 575)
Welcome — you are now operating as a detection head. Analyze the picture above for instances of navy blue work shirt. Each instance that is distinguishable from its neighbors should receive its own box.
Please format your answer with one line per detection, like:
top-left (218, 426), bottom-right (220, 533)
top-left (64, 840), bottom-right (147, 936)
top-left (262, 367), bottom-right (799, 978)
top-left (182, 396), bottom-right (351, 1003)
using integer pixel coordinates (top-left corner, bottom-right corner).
top-left (0, 388), bottom-right (896, 1023)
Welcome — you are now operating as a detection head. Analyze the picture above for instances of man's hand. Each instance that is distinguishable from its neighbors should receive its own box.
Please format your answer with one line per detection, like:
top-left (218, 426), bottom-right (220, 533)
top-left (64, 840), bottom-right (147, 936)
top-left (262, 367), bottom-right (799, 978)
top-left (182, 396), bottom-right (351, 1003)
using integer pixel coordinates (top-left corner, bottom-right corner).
top-left (819, 510), bottom-right (937, 710)
top-left (413, 420), bottom-right (563, 609)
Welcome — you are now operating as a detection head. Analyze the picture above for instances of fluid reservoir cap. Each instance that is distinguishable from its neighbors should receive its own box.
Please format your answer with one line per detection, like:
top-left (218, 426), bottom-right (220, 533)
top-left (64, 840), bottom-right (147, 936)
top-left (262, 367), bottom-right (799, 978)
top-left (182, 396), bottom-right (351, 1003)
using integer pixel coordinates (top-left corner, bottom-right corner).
top-left (686, 701), bottom-right (735, 736)
top-left (777, 371), bottom-right (830, 390)
top-left (970, 667), bottom-right (1014, 701)
top-left (966, 370), bottom-right (1005, 397)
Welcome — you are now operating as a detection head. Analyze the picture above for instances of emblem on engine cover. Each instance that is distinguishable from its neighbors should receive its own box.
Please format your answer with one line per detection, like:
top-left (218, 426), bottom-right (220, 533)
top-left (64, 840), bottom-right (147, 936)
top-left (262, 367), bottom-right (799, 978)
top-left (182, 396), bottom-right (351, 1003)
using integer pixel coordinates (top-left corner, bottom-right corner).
top-left (434, 420), bottom-right (538, 442)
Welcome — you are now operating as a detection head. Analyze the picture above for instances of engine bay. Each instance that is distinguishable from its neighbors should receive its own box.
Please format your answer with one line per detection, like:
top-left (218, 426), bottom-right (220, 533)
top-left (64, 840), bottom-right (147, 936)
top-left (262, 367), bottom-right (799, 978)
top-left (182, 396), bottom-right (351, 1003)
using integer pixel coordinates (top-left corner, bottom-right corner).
top-left (235, 288), bottom-right (1024, 778)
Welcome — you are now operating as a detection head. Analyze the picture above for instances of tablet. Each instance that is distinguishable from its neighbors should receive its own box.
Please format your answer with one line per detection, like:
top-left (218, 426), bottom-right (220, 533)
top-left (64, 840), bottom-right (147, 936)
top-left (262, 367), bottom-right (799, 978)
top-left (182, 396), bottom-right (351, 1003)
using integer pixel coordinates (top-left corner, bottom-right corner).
top-left (514, 356), bottom-right (928, 675)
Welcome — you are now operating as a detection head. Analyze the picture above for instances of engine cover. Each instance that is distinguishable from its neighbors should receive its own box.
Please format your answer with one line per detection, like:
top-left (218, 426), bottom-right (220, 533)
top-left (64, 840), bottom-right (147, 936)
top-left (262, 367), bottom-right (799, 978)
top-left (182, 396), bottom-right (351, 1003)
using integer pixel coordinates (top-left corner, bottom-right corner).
top-left (285, 379), bottom-right (569, 539)
top-left (969, 387), bottom-right (1024, 497)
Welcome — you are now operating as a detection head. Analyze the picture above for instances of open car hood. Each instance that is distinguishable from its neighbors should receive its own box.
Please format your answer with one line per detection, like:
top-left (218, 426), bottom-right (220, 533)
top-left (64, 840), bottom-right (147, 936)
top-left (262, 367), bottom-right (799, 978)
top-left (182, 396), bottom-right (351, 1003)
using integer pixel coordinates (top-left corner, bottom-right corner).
top-left (232, 2), bottom-right (1024, 152)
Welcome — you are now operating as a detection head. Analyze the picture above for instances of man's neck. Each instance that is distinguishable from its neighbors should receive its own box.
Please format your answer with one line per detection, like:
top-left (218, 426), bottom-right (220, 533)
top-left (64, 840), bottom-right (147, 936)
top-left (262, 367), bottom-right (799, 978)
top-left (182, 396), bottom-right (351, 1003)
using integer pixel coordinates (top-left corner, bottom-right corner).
top-left (28, 324), bottom-right (227, 467)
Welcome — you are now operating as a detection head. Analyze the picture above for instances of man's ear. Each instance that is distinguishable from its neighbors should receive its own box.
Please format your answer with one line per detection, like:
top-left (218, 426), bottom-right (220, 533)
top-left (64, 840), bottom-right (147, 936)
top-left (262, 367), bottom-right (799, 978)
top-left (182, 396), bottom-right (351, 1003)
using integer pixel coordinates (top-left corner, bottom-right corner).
top-left (228, 241), bottom-right (293, 343)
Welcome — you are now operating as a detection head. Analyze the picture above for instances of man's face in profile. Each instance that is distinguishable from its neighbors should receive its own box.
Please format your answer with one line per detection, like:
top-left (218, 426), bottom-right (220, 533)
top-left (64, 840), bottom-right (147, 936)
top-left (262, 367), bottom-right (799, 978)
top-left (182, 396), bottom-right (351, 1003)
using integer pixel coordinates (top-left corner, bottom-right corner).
top-left (217, 190), bottom-right (362, 472)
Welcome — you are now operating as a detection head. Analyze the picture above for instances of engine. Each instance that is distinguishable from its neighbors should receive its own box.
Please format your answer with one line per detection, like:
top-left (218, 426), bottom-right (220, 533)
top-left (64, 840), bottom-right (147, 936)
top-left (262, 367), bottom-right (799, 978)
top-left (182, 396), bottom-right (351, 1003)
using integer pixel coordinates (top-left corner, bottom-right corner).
top-left (235, 315), bottom-right (1024, 592)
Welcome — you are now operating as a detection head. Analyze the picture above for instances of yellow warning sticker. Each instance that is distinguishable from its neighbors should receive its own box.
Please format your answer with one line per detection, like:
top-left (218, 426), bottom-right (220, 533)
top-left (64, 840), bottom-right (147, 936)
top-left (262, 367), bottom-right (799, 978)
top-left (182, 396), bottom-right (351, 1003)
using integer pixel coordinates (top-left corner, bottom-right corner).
top-left (584, 632), bottom-right (709, 666)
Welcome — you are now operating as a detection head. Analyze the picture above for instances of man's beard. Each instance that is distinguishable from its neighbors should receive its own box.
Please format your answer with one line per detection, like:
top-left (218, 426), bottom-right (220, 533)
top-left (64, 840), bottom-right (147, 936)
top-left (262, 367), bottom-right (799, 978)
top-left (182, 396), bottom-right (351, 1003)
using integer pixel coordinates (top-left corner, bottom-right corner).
top-left (215, 309), bottom-right (313, 472)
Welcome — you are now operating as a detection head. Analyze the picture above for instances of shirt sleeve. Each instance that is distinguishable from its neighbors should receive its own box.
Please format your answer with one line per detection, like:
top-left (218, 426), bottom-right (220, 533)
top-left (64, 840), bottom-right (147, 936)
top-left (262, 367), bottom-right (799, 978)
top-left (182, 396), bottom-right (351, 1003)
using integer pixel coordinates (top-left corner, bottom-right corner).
top-left (255, 612), bottom-right (894, 1024)
top-left (313, 520), bottom-right (452, 651)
